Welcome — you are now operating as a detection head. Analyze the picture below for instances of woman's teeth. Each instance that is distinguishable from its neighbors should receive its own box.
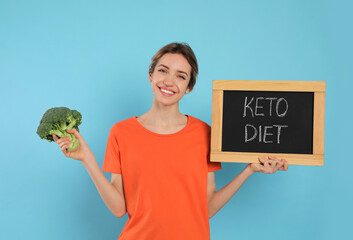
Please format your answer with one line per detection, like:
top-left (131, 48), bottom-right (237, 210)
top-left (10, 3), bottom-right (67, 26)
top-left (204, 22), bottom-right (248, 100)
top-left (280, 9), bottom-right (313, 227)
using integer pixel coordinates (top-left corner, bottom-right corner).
top-left (160, 88), bottom-right (174, 94)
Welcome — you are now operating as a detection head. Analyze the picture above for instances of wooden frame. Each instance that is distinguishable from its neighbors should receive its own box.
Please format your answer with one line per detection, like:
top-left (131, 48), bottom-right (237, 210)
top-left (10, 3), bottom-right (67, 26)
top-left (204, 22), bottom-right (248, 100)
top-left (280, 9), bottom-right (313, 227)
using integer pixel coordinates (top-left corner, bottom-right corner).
top-left (210, 80), bottom-right (326, 166)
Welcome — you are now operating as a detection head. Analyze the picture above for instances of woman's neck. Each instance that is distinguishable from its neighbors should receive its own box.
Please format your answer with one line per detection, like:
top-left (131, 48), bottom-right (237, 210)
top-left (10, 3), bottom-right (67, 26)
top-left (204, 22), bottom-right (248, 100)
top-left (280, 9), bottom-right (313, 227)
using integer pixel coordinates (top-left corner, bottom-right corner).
top-left (137, 100), bottom-right (188, 132)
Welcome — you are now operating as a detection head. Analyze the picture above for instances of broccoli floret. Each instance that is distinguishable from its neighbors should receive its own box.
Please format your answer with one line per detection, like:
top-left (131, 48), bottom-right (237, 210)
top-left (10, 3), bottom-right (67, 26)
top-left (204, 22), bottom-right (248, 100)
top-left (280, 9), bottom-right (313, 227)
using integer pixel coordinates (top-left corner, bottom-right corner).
top-left (37, 107), bottom-right (82, 152)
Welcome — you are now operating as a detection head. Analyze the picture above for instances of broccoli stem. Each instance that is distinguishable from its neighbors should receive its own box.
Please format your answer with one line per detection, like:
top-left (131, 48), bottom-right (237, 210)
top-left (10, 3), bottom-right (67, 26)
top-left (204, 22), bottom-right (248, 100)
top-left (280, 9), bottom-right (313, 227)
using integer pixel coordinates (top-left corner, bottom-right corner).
top-left (67, 137), bottom-right (79, 152)
top-left (49, 129), bottom-right (80, 151)
top-left (67, 118), bottom-right (77, 130)
top-left (49, 129), bottom-right (66, 138)
top-left (60, 122), bottom-right (68, 130)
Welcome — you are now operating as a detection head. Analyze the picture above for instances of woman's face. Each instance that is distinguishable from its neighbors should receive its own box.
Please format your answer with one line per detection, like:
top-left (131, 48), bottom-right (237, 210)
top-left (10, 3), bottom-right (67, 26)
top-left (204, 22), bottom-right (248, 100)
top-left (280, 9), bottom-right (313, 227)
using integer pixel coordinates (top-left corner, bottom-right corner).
top-left (149, 53), bottom-right (191, 106)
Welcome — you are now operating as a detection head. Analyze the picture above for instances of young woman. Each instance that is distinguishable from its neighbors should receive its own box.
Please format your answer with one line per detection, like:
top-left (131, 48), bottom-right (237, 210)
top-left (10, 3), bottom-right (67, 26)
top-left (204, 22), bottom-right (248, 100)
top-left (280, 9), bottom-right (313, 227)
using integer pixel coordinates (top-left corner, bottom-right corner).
top-left (53, 42), bottom-right (288, 240)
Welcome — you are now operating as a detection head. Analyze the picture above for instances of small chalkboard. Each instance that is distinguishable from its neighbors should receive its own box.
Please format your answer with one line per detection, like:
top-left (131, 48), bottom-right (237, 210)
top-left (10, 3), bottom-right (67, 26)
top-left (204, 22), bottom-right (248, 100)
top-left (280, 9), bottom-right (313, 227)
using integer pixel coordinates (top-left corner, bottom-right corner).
top-left (211, 80), bottom-right (325, 166)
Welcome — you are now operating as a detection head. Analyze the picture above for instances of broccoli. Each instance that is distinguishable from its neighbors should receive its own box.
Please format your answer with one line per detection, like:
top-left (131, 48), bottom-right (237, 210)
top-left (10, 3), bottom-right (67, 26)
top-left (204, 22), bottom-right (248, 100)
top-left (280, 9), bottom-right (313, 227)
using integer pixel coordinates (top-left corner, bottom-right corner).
top-left (37, 107), bottom-right (82, 152)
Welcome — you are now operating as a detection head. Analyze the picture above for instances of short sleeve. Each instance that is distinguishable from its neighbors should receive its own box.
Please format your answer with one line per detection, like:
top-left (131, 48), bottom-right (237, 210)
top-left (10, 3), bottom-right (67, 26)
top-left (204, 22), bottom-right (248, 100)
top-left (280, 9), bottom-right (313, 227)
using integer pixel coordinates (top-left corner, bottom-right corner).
top-left (102, 125), bottom-right (122, 174)
top-left (207, 151), bottom-right (222, 172)
top-left (204, 122), bottom-right (222, 172)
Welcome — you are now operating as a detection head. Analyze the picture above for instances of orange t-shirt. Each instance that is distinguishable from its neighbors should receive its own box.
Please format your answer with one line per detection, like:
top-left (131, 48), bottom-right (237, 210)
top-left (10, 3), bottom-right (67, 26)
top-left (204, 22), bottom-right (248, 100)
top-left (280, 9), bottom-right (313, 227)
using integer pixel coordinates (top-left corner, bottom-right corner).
top-left (102, 115), bottom-right (222, 240)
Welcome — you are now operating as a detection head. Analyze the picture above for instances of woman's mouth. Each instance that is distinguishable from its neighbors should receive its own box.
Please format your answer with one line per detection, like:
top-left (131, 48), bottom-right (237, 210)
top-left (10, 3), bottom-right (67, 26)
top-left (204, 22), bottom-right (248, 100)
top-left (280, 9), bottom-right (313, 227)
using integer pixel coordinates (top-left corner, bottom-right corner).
top-left (159, 87), bottom-right (175, 97)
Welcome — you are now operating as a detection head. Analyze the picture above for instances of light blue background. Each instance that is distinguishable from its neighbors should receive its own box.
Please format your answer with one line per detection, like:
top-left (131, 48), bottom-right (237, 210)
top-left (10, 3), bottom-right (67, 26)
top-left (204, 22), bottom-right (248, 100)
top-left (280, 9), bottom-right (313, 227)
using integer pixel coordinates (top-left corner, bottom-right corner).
top-left (1, 0), bottom-right (352, 239)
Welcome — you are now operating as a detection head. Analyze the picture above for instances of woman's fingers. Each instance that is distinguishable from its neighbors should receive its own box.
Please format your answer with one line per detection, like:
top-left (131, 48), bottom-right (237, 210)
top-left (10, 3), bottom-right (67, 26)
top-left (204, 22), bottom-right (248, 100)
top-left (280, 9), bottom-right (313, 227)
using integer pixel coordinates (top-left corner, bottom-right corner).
top-left (58, 139), bottom-right (71, 148)
top-left (53, 135), bottom-right (71, 144)
top-left (257, 156), bottom-right (289, 173)
top-left (258, 156), bottom-right (286, 173)
top-left (52, 134), bottom-right (72, 155)
top-left (258, 157), bottom-right (267, 165)
top-left (67, 129), bottom-right (82, 141)
top-left (52, 132), bottom-right (86, 161)
top-left (259, 157), bottom-right (272, 172)
top-left (268, 159), bottom-right (276, 166)
top-left (271, 157), bottom-right (288, 172)
top-left (279, 159), bottom-right (288, 171)
top-left (61, 142), bottom-right (74, 158)
top-left (269, 156), bottom-right (285, 170)
top-left (61, 145), bottom-right (67, 153)
top-left (67, 129), bottom-right (86, 148)
top-left (59, 141), bottom-right (71, 150)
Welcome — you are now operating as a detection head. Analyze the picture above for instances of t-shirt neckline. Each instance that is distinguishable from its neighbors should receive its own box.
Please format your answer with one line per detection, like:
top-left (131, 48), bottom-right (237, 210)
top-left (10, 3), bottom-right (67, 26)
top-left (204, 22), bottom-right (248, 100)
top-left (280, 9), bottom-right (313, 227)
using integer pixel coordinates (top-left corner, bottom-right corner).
top-left (133, 115), bottom-right (192, 137)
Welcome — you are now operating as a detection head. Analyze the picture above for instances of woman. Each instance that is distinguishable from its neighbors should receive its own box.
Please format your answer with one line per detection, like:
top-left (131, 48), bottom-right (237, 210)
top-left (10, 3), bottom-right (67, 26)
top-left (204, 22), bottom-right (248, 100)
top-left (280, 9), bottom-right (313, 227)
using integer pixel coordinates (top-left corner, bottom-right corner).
top-left (53, 42), bottom-right (288, 240)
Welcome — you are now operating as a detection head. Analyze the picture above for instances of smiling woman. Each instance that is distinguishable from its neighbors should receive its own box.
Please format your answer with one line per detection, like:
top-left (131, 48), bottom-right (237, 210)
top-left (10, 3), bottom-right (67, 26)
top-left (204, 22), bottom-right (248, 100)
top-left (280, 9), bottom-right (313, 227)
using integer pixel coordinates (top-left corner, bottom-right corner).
top-left (53, 42), bottom-right (287, 240)
top-left (148, 42), bottom-right (198, 92)
top-left (149, 53), bottom-right (192, 107)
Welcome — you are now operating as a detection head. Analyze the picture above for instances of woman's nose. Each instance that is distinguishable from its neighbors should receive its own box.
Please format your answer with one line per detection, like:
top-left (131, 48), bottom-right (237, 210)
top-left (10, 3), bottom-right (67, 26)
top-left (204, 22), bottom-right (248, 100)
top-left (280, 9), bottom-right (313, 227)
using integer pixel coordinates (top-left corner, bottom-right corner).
top-left (163, 75), bottom-right (174, 86)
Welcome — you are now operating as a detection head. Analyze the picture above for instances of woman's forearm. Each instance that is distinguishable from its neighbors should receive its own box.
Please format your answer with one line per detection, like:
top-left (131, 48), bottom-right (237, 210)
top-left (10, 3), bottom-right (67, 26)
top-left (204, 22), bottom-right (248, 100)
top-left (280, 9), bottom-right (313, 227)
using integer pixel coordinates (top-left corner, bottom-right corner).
top-left (208, 165), bottom-right (254, 218)
top-left (82, 156), bottom-right (126, 217)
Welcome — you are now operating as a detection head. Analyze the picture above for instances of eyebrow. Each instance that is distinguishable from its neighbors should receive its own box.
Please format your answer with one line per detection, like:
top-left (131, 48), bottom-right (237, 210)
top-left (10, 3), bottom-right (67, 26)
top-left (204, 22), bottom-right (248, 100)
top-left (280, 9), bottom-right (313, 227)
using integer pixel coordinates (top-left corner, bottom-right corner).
top-left (157, 64), bottom-right (189, 77)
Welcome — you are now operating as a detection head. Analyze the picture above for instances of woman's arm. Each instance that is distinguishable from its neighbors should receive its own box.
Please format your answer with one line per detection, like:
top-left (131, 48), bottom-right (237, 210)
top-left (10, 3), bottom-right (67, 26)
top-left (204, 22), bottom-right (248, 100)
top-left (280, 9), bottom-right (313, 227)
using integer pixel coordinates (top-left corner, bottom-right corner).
top-left (53, 129), bottom-right (126, 218)
top-left (207, 156), bottom-right (288, 219)
top-left (207, 165), bottom-right (253, 219)
top-left (82, 158), bottom-right (127, 217)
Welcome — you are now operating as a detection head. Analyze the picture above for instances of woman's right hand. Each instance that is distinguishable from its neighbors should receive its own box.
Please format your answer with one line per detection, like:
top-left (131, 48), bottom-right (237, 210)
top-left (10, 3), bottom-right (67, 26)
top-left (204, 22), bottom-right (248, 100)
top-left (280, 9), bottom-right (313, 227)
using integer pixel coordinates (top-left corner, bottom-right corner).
top-left (53, 129), bottom-right (94, 162)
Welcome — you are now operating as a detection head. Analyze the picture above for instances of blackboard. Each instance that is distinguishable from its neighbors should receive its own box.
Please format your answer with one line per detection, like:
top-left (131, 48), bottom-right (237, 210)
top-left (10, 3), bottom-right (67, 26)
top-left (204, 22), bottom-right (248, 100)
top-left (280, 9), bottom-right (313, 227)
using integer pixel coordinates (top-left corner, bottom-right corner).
top-left (222, 90), bottom-right (314, 154)
top-left (210, 80), bottom-right (325, 166)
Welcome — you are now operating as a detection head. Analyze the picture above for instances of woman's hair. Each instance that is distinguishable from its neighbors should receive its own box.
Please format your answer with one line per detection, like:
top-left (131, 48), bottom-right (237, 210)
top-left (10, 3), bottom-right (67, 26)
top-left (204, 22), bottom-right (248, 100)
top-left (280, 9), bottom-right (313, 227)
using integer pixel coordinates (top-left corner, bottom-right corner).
top-left (149, 42), bottom-right (198, 92)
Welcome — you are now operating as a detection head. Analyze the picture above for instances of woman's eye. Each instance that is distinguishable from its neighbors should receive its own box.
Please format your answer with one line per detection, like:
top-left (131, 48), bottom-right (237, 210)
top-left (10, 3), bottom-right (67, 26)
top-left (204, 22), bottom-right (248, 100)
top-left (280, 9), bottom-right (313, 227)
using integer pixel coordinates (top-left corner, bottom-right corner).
top-left (179, 75), bottom-right (186, 80)
top-left (158, 69), bottom-right (166, 73)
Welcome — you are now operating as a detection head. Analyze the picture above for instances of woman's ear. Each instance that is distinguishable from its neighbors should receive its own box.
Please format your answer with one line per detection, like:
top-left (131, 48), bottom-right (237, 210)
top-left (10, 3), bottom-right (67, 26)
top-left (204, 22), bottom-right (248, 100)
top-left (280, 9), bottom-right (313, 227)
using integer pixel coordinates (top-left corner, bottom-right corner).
top-left (185, 87), bottom-right (191, 94)
top-left (148, 72), bottom-right (152, 82)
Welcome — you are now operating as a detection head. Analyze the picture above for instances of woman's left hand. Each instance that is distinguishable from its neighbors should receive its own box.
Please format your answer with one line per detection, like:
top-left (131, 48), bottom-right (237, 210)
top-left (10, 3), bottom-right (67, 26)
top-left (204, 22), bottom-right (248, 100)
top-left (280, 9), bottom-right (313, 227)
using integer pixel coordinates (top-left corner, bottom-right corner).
top-left (249, 156), bottom-right (288, 174)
